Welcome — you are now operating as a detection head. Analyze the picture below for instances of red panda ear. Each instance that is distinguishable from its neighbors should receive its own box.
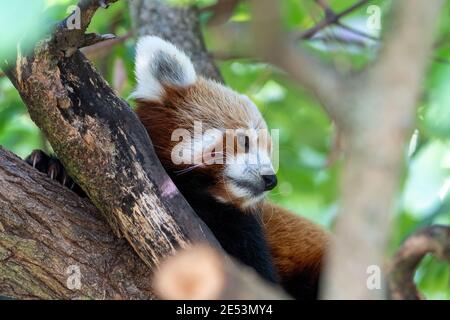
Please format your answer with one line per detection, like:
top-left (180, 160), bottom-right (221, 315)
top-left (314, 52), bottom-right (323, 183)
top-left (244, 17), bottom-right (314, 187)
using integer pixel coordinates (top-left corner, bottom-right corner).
top-left (131, 36), bottom-right (197, 102)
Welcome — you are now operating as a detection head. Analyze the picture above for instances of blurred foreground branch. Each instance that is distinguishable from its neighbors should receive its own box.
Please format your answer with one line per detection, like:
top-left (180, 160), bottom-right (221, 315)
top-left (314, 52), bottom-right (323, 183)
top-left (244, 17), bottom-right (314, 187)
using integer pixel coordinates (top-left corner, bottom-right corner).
top-left (200, 0), bottom-right (243, 26)
top-left (251, 0), bottom-right (443, 299)
top-left (153, 245), bottom-right (289, 300)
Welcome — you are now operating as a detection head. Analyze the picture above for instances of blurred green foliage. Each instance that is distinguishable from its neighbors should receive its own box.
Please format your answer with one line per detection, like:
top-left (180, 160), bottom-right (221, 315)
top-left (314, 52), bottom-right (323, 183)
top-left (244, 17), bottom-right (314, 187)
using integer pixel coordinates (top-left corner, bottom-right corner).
top-left (0, 0), bottom-right (448, 299)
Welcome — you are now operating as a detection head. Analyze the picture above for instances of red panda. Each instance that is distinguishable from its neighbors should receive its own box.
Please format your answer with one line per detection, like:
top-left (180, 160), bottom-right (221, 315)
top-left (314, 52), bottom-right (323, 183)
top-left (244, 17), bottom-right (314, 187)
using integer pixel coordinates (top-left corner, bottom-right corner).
top-left (26, 36), bottom-right (329, 299)
top-left (132, 36), bottom-right (330, 299)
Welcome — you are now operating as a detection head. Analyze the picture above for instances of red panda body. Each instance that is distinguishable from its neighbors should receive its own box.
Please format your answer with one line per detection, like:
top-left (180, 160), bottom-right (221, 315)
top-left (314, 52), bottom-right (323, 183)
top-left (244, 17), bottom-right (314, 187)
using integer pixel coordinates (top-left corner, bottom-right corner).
top-left (133, 36), bottom-right (330, 299)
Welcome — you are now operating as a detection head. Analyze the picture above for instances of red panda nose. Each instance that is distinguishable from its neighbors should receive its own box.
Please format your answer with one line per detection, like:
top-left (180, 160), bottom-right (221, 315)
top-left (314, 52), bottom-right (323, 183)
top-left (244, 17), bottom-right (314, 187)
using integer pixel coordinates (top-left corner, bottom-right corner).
top-left (262, 175), bottom-right (277, 191)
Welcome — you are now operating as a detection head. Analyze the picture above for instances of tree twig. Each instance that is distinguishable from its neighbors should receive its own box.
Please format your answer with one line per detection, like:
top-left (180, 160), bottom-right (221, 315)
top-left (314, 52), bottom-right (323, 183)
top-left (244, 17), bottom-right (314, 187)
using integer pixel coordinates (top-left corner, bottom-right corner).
top-left (250, 0), bottom-right (344, 122)
top-left (320, 0), bottom-right (443, 299)
top-left (388, 225), bottom-right (450, 300)
top-left (201, 0), bottom-right (243, 26)
top-left (299, 0), bottom-right (370, 40)
top-left (52, 0), bottom-right (119, 57)
top-left (81, 31), bottom-right (133, 60)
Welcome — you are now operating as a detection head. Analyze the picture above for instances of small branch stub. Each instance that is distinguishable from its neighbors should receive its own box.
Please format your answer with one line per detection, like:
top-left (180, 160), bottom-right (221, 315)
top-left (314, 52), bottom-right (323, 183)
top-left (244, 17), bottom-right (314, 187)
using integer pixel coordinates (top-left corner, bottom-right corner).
top-left (153, 245), bottom-right (290, 300)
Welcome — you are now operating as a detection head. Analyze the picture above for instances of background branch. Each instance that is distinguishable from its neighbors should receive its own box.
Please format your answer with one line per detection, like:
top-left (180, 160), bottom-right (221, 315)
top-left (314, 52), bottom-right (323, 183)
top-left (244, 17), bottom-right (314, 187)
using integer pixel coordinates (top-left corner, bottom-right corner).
top-left (200, 0), bottom-right (243, 26)
top-left (299, 0), bottom-right (369, 40)
top-left (388, 225), bottom-right (450, 300)
top-left (250, 0), bottom-right (444, 299)
top-left (250, 0), bottom-right (343, 121)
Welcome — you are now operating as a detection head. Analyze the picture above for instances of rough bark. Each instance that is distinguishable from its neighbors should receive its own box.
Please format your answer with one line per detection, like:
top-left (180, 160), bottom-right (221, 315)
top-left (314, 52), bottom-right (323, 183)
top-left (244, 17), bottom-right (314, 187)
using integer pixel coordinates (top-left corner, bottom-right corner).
top-left (0, 147), bottom-right (154, 299)
top-left (130, 0), bottom-right (223, 82)
top-left (2, 0), bottom-right (221, 281)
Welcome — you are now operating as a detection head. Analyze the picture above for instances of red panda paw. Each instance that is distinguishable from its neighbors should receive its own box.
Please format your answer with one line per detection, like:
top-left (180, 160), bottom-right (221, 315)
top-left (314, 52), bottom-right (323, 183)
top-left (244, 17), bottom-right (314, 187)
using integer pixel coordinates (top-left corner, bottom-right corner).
top-left (24, 149), bottom-right (86, 197)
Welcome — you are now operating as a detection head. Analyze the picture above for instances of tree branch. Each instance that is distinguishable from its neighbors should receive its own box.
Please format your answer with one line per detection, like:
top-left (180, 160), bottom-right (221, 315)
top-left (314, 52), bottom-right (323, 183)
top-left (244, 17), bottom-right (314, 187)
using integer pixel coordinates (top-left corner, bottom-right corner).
top-left (250, 0), bottom-right (343, 121)
top-left (81, 31), bottom-right (133, 60)
top-left (52, 0), bottom-right (119, 57)
top-left (388, 225), bottom-right (450, 300)
top-left (200, 0), bottom-right (243, 26)
top-left (0, 147), bottom-right (154, 299)
top-left (320, 0), bottom-right (443, 299)
top-left (299, 0), bottom-right (370, 40)
top-left (1, 0), bottom-right (289, 300)
top-left (1, 0), bottom-right (221, 277)
top-left (371, 0), bottom-right (443, 92)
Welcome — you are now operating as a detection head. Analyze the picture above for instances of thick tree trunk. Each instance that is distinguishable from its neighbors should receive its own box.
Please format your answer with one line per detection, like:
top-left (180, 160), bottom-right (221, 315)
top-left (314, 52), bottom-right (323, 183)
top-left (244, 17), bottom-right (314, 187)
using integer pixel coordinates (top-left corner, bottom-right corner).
top-left (0, 147), bottom-right (154, 299)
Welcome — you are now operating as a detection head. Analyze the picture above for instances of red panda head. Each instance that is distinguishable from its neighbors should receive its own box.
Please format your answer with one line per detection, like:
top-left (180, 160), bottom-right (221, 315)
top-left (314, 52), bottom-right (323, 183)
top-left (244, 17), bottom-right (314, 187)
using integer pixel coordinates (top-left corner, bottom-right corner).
top-left (133, 36), bottom-right (277, 211)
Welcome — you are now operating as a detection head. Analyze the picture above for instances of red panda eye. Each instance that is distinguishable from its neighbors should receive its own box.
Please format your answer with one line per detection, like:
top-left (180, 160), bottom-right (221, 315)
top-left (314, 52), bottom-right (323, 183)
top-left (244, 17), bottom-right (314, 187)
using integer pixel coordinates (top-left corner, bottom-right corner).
top-left (244, 136), bottom-right (250, 153)
top-left (237, 133), bottom-right (250, 153)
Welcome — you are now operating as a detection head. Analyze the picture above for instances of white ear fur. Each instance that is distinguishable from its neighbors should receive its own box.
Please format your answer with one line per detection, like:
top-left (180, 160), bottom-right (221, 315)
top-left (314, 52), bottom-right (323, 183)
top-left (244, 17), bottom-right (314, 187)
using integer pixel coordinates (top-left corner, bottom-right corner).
top-left (131, 36), bottom-right (197, 101)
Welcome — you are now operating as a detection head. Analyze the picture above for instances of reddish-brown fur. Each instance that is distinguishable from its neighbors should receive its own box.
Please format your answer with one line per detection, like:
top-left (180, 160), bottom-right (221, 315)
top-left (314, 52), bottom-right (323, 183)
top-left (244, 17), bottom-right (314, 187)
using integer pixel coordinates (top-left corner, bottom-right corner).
top-left (261, 203), bottom-right (329, 281)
